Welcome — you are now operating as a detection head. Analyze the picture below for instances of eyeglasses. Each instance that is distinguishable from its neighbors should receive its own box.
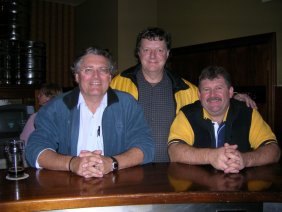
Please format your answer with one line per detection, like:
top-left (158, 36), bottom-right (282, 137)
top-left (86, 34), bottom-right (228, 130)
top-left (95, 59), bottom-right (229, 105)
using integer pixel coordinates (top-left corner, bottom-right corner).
top-left (79, 67), bottom-right (111, 76)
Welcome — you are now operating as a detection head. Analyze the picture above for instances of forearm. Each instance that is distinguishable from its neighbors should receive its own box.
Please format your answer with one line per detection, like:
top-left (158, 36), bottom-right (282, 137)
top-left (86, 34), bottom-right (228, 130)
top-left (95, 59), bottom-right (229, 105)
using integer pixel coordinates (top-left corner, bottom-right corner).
top-left (38, 149), bottom-right (72, 171)
top-left (168, 143), bottom-right (211, 165)
top-left (242, 143), bottom-right (281, 167)
top-left (114, 147), bottom-right (144, 170)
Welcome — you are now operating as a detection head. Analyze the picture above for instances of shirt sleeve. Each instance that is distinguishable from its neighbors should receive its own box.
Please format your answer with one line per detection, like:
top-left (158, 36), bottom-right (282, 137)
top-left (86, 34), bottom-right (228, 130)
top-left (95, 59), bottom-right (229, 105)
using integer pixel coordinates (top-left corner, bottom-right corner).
top-left (249, 109), bottom-right (277, 149)
top-left (168, 110), bottom-right (194, 146)
top-left (20, 113), bottom-right (37, 143)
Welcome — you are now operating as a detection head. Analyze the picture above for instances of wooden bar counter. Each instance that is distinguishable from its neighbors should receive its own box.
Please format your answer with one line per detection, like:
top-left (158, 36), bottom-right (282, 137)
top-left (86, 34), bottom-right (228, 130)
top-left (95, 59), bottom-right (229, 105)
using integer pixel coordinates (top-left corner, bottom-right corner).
top-left (0, 163), bottom-right (282, 211)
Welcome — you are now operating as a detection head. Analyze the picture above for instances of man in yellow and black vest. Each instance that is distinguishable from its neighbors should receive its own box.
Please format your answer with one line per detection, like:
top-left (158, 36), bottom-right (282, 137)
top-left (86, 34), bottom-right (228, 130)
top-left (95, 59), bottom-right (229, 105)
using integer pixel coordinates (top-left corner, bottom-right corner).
top-left (168, 66), bottom-right (280, 173)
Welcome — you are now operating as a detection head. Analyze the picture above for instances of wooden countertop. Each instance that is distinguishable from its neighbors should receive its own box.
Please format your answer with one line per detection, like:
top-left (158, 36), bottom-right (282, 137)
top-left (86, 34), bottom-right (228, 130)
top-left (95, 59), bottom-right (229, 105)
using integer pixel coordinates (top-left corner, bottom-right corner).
top-left (0, 163), bottom-right (282, 211)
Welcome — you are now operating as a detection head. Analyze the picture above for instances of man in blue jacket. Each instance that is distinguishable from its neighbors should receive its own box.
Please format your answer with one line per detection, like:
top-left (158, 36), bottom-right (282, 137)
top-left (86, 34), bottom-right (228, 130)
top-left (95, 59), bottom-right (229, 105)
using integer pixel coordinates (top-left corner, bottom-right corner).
top-left (26, 47), bottom-right (155, 178)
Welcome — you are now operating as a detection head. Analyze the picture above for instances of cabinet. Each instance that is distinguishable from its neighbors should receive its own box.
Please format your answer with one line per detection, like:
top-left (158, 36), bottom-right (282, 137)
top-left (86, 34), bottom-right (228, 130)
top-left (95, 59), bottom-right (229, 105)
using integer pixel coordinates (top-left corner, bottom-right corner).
top-left (0, 85), bottom-right (39, 108)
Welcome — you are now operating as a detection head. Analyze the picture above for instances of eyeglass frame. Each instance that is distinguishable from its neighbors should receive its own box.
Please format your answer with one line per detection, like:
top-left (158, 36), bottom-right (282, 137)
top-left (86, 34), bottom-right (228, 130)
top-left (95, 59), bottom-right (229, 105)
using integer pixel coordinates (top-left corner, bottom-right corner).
top-left (79, 66), bottom-right (112, 76)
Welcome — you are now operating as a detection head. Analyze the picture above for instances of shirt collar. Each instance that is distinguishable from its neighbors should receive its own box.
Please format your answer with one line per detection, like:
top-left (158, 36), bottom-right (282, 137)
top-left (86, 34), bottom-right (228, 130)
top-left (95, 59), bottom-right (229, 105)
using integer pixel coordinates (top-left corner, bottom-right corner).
top-left (203, 107), bottom-right (229, 123)
top-left (77, 93), bottom-right (108, 109)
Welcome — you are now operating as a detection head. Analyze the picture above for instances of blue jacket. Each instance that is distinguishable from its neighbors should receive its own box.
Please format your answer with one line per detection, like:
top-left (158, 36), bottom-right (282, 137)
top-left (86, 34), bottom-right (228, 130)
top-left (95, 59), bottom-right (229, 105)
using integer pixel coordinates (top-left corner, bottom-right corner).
top-left (25, 87), bottom-right (155, 167)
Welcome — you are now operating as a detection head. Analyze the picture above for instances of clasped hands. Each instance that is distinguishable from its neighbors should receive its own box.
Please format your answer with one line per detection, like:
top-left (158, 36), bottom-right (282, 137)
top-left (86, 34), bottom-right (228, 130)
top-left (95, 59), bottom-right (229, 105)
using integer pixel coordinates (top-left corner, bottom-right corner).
top-left (209, 143), bottom-right (245, 173)
top-left (70, 150), bottom-right (113, 178)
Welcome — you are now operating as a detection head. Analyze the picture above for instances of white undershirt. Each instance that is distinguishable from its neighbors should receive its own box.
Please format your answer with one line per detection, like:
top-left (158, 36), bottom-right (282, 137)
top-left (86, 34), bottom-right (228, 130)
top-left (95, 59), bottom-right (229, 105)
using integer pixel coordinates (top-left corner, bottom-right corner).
top-left (212, 121), bottom-right (220, 148)
top-left (76, 93), bottom-right (107, 155)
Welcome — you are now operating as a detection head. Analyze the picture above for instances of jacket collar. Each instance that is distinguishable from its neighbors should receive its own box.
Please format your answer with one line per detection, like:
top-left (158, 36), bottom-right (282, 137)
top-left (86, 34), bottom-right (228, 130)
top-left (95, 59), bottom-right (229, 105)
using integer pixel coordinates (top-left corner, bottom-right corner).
top-left (63, 86), bottom-right (119, 110)
top-left (121, 63), bottom-right (189, 92)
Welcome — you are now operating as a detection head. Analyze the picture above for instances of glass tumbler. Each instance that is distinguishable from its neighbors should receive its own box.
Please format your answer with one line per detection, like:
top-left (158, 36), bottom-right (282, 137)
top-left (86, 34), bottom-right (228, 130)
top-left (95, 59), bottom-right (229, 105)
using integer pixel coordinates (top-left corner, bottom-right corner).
top-left (5, 139), bottom-right (25, 178)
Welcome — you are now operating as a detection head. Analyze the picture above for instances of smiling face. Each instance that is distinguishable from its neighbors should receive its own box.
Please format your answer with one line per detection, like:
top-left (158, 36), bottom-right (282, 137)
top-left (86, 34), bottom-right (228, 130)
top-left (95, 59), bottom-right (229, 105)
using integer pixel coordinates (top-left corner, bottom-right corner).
top-left (199, 76), bottom-right (234, 121)
top-left (75, 54), bottom-right (112, 102)
top-left (138, 38), bottom-right (169, 76)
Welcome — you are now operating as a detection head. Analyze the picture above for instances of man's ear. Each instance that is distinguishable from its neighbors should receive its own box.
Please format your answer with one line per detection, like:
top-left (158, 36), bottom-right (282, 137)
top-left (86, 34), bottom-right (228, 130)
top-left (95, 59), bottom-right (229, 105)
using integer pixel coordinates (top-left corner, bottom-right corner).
top-left (74, 73), bottom-right (79, 83)
top-left (229, 86), bottom-right (234, 98)
top-left (166, 50), bottom-right (170, 58)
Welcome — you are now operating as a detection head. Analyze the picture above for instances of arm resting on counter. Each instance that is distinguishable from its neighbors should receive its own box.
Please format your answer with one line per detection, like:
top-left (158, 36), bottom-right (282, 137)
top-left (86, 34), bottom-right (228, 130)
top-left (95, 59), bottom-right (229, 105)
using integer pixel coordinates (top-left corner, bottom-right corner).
top-left (38, 149), bottom-right (74, 171)
top-left (168, 142), bottom-right (235, 171)
top-left (242, 142), bottom-right (281, 168)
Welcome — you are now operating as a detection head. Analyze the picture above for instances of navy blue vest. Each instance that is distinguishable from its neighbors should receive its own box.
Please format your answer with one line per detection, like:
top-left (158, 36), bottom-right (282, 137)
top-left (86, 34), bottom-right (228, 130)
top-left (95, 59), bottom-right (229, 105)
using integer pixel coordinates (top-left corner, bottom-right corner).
top-left (181, 99), bottom-right (252, 152)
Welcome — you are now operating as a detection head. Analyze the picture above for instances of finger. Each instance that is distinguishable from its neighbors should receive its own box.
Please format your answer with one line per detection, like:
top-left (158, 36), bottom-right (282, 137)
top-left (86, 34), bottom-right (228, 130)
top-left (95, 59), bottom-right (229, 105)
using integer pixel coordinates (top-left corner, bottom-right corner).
top-left (224, 143), bottom-right (238, 149)
top-left (92, 150), bottom-right (103, 155)
top-left (250, 101), bottom-right (258, 109)
top-left (83, 166), bottom-right (103, 178)
top-left (225, 152), bottom-right (240, 161)
top-left (224, 167), bottom-right (240, 174)
top-left (79, 151), bottom-right (93, 157)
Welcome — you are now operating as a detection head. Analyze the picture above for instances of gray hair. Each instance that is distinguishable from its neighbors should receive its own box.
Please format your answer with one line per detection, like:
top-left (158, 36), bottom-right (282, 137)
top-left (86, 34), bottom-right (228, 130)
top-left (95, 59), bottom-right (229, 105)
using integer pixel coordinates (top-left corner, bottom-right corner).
top-left (71, 46), bottom-right (116, 74)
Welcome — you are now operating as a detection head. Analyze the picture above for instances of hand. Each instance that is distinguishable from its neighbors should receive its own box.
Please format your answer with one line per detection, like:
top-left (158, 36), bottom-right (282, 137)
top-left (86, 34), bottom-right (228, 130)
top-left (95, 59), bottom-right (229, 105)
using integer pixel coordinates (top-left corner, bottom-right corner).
top-left (233, 93), bottom-right (257, 109)
top-left (224, 143), bottom-right (245, 173)
top-left (69, 150), bottom-right (103, 178)
top-left (208, 147), bottom-right (230, 171)
top-left (78, 150), bottom-right (113, 177)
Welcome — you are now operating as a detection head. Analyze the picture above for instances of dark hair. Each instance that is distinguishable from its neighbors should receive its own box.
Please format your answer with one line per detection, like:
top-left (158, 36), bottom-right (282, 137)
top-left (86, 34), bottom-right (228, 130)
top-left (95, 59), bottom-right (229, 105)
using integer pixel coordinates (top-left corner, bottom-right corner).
top-left (40, 83), bottom-right (62, 98)
top-left (134, 27), bottom-right (172, 60)
top-left (198, 66), bottom-right (232, 88)
top-left (71, 46), bottom-right (116, 74)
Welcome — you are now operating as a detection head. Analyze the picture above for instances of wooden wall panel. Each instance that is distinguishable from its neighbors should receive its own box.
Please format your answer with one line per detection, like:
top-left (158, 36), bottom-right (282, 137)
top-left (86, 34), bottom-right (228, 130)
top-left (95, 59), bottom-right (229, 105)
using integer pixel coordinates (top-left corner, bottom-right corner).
top-left (168, 33), bottom-right (276, 128)
top-left (30, 0), bottom-right (74, 88)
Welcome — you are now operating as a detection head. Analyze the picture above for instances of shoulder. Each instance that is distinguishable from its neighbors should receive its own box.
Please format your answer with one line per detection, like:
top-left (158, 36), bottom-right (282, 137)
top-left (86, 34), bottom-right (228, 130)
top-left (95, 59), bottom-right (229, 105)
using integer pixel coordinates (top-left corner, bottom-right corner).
top-left (111, 89), bottom-right (137, 103)
top-left (230, 99), bottom-right (252, 113)
top-left (181, 78), bottom-right (198, 90)
top-left (166, 70), bottom-right (198, 92)
top-left (181, 100), bottom-right (202, 114)
top-left (111, 65), bottom-right (139, 87)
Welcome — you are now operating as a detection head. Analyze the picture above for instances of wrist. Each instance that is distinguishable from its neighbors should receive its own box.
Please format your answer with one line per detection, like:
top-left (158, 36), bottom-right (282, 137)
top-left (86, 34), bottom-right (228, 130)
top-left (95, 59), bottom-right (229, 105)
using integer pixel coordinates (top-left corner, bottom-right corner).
top-left (110, 156), bottom-right (119, 172)
top-left (68, 156), bottom-right (77, 172)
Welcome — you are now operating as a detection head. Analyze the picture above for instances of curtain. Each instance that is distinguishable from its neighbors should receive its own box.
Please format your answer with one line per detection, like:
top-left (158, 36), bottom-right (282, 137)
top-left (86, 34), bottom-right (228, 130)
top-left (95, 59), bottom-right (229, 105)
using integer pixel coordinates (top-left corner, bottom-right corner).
top-left (30, 0), bottom-right (75, 87)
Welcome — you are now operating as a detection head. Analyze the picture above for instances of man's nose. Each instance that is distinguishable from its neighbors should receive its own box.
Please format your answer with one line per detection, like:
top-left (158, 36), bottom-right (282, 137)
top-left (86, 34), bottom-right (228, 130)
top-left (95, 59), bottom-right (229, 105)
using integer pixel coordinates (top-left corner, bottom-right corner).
top-left (91, 69), bottom-right (100, 78)
top-left (149, 50), bottom-right (157, 58)
top-left (210, 89), bottom-right (216, 96)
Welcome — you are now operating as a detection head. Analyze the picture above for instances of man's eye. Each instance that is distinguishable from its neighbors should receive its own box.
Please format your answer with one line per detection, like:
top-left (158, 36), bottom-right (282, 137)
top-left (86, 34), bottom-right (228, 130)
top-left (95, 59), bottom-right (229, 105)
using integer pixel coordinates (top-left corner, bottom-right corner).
top-left (98, 68), bottom-right (110, 74)
top-left (84, 68), bottom-right (93, 73)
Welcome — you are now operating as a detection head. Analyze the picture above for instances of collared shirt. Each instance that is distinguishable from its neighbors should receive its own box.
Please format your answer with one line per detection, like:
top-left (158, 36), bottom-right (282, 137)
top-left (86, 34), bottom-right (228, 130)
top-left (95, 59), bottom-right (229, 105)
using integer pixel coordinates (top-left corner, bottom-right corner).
top-left (137, 70), bottom-right (175, 162)
top-left (76, 93), bottom-right (107, 155)
top-left (35, 92), bottom-right (108, 168)
top-left (212, 121), bottom-right (226, 148)
top-left (203, 108), bottom-right (228, 148)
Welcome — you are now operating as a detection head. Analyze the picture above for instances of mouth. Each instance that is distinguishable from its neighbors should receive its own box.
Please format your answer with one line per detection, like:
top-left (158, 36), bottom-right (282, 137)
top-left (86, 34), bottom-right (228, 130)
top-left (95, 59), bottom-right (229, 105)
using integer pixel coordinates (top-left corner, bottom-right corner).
top-left (207, 97), bottom-right (222, 103)
top-left (90, 81), bottom-right (101, 86)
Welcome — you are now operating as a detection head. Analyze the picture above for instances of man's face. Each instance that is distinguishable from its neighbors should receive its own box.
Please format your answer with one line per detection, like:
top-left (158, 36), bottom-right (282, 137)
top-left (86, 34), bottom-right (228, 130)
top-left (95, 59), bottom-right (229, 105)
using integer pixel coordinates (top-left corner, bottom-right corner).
top-left (138, 38), bottom-right (169, 74)
top-left (75, 54), bottom-right (112, 101)
top-left (199, 76), bottom-right (233, 119)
